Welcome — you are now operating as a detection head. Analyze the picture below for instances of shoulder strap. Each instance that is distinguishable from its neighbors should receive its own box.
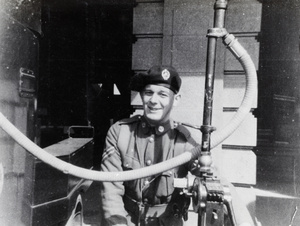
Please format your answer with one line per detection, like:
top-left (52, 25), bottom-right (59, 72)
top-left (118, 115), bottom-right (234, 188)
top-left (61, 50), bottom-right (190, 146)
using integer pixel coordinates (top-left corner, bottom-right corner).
top-left (175, 124), bottom-right (199, 147)
top-left (117, 115), bottom-right (140, 151)
top-left (118, 114), bottom-right (141, 125)
top-left (173, 124), bottom-right (199, 160)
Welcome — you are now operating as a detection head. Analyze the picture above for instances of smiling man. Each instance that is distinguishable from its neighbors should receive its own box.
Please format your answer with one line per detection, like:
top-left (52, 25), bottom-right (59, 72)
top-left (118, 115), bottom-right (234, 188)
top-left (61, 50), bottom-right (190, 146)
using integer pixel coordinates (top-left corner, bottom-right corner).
top-left (100, 65), bottom-right (255, 226)
top-left (100, 65), bottom-right (198, 226)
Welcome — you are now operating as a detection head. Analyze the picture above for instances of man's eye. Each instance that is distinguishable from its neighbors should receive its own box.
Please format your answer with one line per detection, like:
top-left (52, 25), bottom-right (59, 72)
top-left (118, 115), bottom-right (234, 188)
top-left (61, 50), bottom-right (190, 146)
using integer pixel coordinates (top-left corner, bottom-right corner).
top-left (159, 93), bottom-right (169, 98)
top-left (144, 91), bottom-right (153, 96)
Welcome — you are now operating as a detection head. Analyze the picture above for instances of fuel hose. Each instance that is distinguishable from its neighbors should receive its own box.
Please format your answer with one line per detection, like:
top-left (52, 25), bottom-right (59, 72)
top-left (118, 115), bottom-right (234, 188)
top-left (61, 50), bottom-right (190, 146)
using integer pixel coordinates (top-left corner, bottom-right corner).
top-left (0, 33), bottom-right (257, 182)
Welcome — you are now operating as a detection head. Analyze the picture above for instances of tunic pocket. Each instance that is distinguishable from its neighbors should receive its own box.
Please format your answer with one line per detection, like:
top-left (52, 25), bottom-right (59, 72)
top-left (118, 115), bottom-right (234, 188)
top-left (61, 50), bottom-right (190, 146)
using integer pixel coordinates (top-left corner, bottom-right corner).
top-left (123, 154), bottom-right (142, 197)
top-left (156, 170), bottom-right (175, 198)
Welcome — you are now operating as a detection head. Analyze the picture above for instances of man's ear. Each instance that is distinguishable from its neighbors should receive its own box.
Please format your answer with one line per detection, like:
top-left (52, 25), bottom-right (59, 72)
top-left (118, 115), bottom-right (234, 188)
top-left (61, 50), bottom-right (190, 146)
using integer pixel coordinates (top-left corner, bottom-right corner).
top-left (173, 93), bottom-right (181, 107)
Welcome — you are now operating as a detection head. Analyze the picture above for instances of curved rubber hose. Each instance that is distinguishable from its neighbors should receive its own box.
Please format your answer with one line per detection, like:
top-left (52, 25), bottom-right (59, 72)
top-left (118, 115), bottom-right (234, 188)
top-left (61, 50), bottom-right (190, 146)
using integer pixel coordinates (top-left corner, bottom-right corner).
top-left (0, 113), bottom-right (200, 181)
top-left (211, 34), bottom-right (257, 147)
top-left (0, 33), bottom-right (257, 182)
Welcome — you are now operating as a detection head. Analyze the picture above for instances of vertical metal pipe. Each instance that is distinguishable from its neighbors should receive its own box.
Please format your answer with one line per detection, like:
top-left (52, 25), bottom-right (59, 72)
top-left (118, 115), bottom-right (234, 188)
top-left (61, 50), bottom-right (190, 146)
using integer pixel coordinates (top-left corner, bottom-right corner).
top-left (198, 3), bottom-right (228, 225)
top-left (200, 0), bottom-right (228, 172)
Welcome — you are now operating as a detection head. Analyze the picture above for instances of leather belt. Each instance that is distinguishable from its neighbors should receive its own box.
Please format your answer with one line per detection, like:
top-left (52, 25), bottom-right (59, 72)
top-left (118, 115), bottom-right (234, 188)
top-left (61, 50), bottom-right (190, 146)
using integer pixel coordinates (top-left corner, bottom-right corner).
top-left (124, 195), bottom-right (171, 221)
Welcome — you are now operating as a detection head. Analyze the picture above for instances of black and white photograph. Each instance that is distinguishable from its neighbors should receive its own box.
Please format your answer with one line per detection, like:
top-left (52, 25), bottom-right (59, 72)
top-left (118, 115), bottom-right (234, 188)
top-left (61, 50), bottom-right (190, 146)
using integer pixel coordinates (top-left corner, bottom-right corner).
top-left (0, 0), bottom-right (299, 225)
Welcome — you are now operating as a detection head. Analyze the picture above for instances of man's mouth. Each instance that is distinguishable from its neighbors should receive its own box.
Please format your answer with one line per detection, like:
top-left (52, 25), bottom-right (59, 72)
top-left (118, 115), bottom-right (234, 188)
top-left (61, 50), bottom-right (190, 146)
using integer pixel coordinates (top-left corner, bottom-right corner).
top-left (148, 106), bottom-right (161, 112)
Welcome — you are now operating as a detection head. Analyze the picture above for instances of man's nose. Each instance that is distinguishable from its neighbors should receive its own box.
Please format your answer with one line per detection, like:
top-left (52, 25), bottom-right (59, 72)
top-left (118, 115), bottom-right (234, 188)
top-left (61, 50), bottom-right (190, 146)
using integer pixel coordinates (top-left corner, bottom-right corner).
top-left (149, 93), bottom-right (159, 103)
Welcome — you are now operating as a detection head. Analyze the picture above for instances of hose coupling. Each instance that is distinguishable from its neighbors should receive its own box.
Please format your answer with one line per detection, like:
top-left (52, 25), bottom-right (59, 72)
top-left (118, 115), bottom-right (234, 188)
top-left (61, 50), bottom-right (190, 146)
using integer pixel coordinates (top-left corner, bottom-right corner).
top-left (223, 33), bottom-right (236, 46)
top-left (223, 33), bottom-right (248, 59)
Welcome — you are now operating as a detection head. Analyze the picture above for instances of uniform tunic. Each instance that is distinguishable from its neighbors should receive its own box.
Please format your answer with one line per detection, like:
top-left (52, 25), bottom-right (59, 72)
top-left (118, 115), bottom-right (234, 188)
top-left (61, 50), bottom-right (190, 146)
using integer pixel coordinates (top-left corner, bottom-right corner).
top-left (100, 115), bottom-right (198, 226)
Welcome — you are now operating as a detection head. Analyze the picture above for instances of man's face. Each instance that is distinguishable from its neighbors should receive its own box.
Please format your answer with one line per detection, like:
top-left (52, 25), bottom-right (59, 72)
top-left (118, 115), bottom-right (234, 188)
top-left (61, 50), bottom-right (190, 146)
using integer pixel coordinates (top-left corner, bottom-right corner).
top-left (141, 84), bottom-right (180, 125)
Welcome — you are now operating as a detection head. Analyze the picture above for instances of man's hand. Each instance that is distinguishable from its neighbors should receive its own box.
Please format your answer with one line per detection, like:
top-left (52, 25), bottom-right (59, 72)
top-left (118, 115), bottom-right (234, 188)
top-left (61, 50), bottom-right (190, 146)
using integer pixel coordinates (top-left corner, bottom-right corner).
top-left (189, 159), bottom-right (201, 175)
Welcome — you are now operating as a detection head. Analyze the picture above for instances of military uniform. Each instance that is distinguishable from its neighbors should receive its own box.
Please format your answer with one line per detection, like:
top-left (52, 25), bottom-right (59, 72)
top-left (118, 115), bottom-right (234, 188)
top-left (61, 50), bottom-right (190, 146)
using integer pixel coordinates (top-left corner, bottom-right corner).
top-left (100, 65), bottom-right (254, 226)
top-left (100, 115), bottom-right (198, 226)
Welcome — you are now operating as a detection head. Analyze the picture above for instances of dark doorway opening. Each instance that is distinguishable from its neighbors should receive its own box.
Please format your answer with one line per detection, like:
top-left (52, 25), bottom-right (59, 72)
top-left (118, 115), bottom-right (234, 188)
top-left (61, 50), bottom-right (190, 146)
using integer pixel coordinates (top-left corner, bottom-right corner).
top-left (39, 0), bottom-right (134, 167)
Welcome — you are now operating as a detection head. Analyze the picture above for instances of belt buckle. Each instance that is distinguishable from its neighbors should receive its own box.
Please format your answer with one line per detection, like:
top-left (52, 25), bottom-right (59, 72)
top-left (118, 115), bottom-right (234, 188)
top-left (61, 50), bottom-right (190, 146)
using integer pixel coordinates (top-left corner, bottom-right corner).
top-left (138, 202), bottom-right (146, 222)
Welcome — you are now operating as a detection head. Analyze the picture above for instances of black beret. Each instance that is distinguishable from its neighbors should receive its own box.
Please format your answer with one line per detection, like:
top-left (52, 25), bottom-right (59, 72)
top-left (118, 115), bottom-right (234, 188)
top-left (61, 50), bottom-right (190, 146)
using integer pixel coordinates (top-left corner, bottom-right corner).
top-left (130, 65), bottom-right (182, 94)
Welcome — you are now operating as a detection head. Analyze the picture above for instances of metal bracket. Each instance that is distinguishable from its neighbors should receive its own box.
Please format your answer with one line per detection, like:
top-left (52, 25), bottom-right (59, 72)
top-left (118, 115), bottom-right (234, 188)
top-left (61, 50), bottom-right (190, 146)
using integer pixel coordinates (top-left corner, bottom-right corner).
top-left (207, 28), bottom-right (228, 38)
top-left (19, 67), bottom-right (36, 98)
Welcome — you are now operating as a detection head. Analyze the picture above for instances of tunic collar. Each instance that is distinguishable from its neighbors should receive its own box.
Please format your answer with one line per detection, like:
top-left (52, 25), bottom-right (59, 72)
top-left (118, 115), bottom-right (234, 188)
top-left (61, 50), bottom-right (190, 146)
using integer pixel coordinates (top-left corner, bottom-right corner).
top-left (139, 115), bottom-right (174, 136)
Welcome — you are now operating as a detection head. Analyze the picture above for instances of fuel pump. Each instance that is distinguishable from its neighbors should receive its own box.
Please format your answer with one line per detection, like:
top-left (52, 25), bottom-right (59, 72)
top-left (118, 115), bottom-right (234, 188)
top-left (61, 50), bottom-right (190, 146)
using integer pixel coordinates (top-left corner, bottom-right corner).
top-left (174, 1), bottom-right (254, 226)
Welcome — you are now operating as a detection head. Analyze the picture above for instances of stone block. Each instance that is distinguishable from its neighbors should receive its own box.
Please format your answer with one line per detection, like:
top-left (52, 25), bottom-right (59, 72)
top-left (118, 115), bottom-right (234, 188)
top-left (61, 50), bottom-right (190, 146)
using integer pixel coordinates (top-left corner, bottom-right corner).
top-left (163, 0), bottom-right (213, 36)
top-left (132, 38), bottom-right (163, 70)
top-left (223, 74), bottom-right (258, 108)
top-left (133, 2), bottom-right (164, 34)
top-left (226, 0), bottom-right (262, 33)
top-left (222, 112), bottom-right (257, 146)
top-left (212, 148), bottom-right (256, 185)
top-left (171, 36), bottom-right (207, 72)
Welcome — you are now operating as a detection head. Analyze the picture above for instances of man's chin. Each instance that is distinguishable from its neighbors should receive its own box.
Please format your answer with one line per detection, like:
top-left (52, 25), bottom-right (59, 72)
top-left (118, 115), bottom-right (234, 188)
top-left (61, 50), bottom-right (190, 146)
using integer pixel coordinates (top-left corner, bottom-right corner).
top-left (144, 115), bottom-right (162, 124)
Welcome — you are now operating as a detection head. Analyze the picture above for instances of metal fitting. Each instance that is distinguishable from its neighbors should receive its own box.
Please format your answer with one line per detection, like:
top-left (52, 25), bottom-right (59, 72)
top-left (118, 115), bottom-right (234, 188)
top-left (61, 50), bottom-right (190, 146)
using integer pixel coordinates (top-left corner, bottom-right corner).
top-left (207, 28), bottom-right (228, 38)
top-left (200, 125), bottom-right (216, 134)
top-left (214, 0), bottom-right (228, 10)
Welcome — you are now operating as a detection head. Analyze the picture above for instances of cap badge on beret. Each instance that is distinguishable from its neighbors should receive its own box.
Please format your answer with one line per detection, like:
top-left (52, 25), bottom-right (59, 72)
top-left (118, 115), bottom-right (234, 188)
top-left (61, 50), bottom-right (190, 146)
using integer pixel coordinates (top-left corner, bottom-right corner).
top-left (161, 69), bottom-right (170, 80)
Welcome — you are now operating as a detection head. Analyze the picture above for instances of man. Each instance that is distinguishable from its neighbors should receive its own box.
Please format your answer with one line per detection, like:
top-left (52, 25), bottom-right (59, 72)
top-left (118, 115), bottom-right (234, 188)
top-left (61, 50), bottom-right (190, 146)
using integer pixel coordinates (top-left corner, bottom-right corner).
top-left (100, 65), bottom-right (198, 226)
top-left (100, 65), bottom-right (254, 226)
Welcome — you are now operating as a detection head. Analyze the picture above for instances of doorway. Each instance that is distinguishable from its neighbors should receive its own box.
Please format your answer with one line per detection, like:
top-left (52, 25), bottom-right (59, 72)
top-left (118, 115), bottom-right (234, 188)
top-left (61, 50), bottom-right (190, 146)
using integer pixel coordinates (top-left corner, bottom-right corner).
top-left (39, 0), bottom-right (134, 167)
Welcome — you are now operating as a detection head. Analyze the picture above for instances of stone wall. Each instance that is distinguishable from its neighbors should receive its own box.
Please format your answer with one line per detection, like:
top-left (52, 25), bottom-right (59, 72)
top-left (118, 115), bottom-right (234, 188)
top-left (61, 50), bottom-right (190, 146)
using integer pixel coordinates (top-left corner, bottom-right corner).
top-left (131, 0), bottom-right (261, 185)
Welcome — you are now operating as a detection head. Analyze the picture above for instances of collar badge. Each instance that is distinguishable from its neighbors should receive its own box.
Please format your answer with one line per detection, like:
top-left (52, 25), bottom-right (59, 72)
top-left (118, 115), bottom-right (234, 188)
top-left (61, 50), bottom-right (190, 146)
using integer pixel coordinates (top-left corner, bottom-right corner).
top-left (158, 126), bottom-right (164, 133)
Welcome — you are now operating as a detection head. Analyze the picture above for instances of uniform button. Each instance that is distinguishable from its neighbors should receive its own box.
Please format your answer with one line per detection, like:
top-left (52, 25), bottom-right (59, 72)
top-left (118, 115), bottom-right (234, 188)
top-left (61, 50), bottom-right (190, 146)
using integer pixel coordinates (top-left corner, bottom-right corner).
top-left (146, 160), bottom-right (152, 166)
top-left (168, 171), bottom-right (172, 175)
top-left (144, 180), bottom-right (150, 186)
top-left (149, 137), bottom-right (154, 143)
top-left (143, 198), bottom-right (148, 203)
top-left (142, 122), bottom-right (146, 128)
top-left (125, 163), bottom-right (129, 167)
top-left (158, 126), bottom-right (164, 133)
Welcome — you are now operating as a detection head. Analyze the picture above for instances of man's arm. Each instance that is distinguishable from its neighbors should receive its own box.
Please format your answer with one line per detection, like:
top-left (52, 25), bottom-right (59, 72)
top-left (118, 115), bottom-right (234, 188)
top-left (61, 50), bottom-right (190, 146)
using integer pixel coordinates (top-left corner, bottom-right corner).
top-left (100, 124), bottom-right (128, 226)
